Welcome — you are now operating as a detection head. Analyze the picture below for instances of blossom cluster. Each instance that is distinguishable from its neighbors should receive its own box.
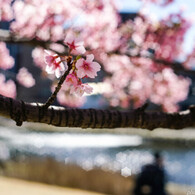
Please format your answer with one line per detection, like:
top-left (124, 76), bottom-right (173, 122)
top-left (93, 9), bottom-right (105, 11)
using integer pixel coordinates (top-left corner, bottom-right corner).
top-left (0, 42), bottom-right (14, 70)
top-left (0, 0), bottom-right (192, 112)
top-left (44, 34), bottom-right (101, 97)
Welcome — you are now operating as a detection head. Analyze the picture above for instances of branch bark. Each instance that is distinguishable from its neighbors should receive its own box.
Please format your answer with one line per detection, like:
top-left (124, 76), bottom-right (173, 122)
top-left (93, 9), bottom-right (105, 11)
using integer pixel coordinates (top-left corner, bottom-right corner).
top-left (0, 95), bottom-right (194, 130)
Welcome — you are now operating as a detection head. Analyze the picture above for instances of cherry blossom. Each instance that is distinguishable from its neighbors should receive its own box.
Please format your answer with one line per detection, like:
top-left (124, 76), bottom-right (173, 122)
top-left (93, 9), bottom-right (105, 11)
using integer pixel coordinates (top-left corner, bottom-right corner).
top-left (44, 50), bottom-right (67, 78)
top-left (16, 67), bottom-right (35, 88)
top-left (64, 73), bottom-right (78, 89)
top-left (32, 47), bottom-right (46, 70)
top-left (0, 74), bottom-right (16, 98)
top-left (57, 90), bottom-right (86, 108)
top-left (76, 54), bottom-right (101, 78)
top-left (72, 83), bottom-right (93, 97)
top-left (1, 0), bottom-right (194, 111)
top-left (0, 42), bottom-right (14, 70)
top-left (56, 81), bottom-right (87, 107)
top-left (0, 0), bottom-right (13, 21)
top-left (64, 34), bottom-right (86, 55)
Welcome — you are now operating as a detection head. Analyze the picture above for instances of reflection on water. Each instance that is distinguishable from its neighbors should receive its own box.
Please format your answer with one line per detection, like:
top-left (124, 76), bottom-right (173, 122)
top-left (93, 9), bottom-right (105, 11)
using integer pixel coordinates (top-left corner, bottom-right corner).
top-left (0, 126), bottom-right (195, 186)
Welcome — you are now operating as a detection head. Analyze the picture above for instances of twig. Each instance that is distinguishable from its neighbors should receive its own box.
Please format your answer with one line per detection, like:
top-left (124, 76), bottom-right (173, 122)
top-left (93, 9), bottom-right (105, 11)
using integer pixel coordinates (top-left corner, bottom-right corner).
top-left (43, 57), bottom-right (72, 109)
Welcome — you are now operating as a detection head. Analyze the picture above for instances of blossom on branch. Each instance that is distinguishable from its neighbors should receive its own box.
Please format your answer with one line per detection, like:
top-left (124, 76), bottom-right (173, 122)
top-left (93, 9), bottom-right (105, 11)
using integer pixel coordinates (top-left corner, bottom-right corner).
top-left (64, 73), bottom-right (78, 89)
top-left (43, 34), bottom-right (101, 99)
top-left (44, 50), bottom-right (68, 78)
top-left (72, 83), bottom-right (93, 97)
top-left (64, 34), bottom-right (86, 55)
top-left (76, 54), bottom-right (101, 78)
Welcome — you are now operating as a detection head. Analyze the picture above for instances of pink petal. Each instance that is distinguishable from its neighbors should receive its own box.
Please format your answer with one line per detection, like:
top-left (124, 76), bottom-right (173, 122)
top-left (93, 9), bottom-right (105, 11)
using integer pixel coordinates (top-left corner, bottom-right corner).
top-left (84, 84), bottom-right (93, 94)
top-left (44, 49), bottom-right (51, 55)
top-left (63, 62), bottom-right (68, 71)
top-left (59, 62), bottom-right (65, 71)
top-left (76, 45), bottom-right (86, 54)
top-left (77, 69), bottom-right (85, 78)
top-left (75, 58), bottom-right (84, 68)
top-left (92, 62), bottom-right (101, 71)
top-left (75, 37), bottom-right (83, 45)
top-left (45, 65), bottom-right (53, 74)
top-left (64, 33), bottom-right (74, 44)
top-left (55, 68), bottom-right (61, 78)
top-left (86, 69), bottom-right (96, 78)
top-left (86, 54), bottom-right (94, 62)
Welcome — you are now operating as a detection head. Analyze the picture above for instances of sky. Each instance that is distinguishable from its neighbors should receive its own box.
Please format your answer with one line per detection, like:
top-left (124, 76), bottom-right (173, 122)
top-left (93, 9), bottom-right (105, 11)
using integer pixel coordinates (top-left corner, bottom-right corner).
top-left (118, 0), bottom-right (195, 57)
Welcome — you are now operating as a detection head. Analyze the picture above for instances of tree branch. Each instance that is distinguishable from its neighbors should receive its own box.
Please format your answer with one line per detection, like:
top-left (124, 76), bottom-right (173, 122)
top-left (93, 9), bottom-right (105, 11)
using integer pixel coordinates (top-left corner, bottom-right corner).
top-left (43, 57), bottom-right (72, 109)
top-left (1, 29), bottom-right (195, 76)
top-left (129, 54), bottom-right (195, 76)
top-left (0, 29), bottom-right (66, 52)
top-left (0, 95), bottom-right (194, 130)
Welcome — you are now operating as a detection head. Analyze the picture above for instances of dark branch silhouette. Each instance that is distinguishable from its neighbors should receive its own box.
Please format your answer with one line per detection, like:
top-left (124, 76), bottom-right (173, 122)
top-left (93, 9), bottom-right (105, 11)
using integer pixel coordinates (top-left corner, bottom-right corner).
top-left (0, 95), bottom-right (194, 130)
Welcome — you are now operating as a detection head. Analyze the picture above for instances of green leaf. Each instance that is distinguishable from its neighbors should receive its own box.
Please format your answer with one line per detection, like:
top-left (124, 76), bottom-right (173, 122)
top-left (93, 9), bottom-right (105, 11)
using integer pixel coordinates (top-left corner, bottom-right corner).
top-left (76, 55), bottom-right (82, 61)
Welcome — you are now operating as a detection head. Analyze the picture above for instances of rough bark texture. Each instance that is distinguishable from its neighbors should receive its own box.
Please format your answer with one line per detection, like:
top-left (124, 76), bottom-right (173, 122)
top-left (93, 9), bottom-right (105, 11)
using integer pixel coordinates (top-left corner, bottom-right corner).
top-left (0, 95), bottom-right (194, 130)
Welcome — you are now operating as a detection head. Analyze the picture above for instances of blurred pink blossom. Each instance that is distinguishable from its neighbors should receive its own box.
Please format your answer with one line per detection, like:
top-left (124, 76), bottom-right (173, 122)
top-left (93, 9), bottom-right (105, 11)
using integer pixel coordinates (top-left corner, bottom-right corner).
top-left (71, 83), bottom-right (93, 97)
top-left (64, 73), bottom-right (78, 89)
top-left (0, 42), bottom-right (14, 70)
top-left (16, 67), bottom-right (35, 88)
top-left (57, 91), bottom-right (86, 108)
top-left (32, 47), bottom-right (46, 70)
top-left (0, 0), bottom-right (13, 21)
top-left (0, 74), bottom-right (16, 98)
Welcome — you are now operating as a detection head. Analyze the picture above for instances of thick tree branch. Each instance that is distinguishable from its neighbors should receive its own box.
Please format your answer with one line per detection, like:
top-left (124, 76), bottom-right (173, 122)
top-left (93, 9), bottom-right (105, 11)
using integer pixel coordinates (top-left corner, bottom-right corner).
top-left (0, 95), bottom-right (194, 130)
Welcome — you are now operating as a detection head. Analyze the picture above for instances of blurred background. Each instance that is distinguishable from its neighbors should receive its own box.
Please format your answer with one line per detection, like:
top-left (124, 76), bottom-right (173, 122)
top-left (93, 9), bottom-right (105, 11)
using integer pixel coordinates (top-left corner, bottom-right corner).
top-left (1, 0), bottom-right (195, 195)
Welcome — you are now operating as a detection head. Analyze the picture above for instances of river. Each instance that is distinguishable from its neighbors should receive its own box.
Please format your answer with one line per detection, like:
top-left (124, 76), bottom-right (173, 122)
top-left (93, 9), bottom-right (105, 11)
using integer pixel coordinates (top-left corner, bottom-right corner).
top-left (0, 126), bottom-right (194, 186)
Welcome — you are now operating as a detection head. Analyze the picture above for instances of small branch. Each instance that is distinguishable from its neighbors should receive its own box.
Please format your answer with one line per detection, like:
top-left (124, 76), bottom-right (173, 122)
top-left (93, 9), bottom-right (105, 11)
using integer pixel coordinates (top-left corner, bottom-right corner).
top-left (0, 95), bottom-right (194, 130)
top-left (0, 29), bottom-right (66, 52)
top-left (130, 55), bottom-right (195, 76)
top-left (1, 29), bottom-right (195, 76)
top-left (108, 52), bottom-right (195, 76)
top-left (43, 58), bottom-right (72, 109)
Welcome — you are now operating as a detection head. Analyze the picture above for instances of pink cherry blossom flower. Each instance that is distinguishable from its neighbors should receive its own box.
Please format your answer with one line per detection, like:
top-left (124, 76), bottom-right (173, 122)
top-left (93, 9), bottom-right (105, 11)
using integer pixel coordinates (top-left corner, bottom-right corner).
top-left (76, 54), bottom-right (101, 78)
top-left (44, 50), bottom-right (67, 78)
top-left (72, 83), bottom-right (93, 96)
top-left (64, 33), bottom-right (86, 55)
top-left (57, 91), bottom-right (86, 108)
top-left (0, 42), bottom-right (14, 70)
top-left (0, 74), bottom-right (16, 98)
top-left (16, 67), bottom-right (35, 88)
top-left (64, 73), bottom-right (78, 89)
